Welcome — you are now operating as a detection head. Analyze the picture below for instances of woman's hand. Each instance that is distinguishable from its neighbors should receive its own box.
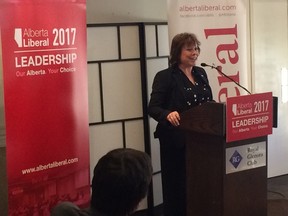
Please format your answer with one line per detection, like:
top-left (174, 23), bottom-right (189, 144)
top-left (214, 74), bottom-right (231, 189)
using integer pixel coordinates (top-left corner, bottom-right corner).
top-left (167, 111), bottom-right (181, 126)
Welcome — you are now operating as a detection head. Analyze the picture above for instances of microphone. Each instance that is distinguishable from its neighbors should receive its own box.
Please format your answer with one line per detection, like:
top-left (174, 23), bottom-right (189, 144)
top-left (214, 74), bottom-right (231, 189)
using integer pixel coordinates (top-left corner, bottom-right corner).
top-left (200, 63), bottom-right (210, 67)
top-left (201, 63), bottom-right (251, 95)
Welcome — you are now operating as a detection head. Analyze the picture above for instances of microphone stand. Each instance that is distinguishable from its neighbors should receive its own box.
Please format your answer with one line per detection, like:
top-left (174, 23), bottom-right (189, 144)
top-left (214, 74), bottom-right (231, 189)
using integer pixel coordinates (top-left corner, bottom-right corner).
top-left (202, 63), bottom-right (252, 95)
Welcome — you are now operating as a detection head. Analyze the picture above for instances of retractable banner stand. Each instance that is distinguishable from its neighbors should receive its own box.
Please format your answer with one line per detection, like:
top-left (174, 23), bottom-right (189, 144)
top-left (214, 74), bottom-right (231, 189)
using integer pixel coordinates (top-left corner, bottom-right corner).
top-left (167, 0), bottom-right (250, 102)
top-left (0, 1), bottom-right (90, 215)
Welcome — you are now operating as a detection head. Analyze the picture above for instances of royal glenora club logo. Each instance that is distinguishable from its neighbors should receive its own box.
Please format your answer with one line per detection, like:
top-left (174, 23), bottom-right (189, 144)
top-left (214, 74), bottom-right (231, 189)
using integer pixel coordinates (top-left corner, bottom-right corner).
top-left (229, 150), bottom-right (243, 169)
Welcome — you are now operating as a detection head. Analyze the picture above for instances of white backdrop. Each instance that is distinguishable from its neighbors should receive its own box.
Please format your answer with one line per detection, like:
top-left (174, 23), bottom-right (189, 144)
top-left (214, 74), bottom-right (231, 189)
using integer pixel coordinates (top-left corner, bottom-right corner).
top-left (167, 0), bottom-right (251, 102)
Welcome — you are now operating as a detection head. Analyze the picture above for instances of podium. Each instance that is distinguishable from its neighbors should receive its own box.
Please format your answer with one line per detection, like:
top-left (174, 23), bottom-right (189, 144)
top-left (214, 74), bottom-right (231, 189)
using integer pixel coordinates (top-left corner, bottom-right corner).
top-left (179, 93), bottom-right (275, 216)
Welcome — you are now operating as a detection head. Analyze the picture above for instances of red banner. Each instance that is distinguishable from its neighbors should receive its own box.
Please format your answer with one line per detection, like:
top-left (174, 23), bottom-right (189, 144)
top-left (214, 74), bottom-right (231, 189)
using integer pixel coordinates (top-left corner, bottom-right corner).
top-left (0, 1), bottom-right (90, 215)
top-left (226, 92), bottom-right (273, 142)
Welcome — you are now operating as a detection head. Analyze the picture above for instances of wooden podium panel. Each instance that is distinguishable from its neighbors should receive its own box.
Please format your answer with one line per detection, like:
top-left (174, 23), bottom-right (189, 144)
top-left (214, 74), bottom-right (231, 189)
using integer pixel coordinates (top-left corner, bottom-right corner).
top-left (179, 101), bottom-right (269, 216)
top-left (223, 138), bottom-right (267, 216)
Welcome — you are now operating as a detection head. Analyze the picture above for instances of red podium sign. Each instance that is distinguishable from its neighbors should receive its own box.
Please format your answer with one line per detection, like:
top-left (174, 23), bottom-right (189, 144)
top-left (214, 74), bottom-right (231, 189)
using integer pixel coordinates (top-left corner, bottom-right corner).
top-left (226, 92), bottom-right (273, 142)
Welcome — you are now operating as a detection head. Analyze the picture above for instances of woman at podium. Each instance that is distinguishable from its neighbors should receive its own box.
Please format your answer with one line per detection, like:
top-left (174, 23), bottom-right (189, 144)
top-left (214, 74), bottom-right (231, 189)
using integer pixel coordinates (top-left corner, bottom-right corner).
top-left (148, 32), bottom-right (213, 216)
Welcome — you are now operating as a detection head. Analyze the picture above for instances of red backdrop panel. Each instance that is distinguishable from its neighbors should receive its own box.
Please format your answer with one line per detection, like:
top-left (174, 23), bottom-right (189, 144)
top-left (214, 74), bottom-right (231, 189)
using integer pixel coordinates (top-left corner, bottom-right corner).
top-left (0, 1), bottom-right (90, 215)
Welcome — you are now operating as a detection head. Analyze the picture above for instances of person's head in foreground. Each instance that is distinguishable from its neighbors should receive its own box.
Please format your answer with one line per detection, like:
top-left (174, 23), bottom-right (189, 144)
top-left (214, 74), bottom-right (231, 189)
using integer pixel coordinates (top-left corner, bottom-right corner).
top-left (91, 148), bottom-right (153, 216)
top-left (50, 148), bottom-right (152, 216)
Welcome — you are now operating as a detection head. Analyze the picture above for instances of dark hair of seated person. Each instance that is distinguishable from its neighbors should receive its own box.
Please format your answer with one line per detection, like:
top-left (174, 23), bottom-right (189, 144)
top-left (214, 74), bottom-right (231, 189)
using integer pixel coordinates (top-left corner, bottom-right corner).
top-left (90, 148), bottom-right (153, 216)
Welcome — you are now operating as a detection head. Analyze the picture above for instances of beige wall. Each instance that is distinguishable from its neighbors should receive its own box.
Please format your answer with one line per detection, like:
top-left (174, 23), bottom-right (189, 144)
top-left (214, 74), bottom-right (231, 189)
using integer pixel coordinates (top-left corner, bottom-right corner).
top-left (250, 0), bottom-right (288, 177)
top-left (86, 0), bottom-right (167, 24)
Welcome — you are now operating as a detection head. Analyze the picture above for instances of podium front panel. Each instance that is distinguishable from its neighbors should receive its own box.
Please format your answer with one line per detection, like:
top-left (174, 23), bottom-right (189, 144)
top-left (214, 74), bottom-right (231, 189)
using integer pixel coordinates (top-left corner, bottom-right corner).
top-left (185, 133), bottom-right (267, 216)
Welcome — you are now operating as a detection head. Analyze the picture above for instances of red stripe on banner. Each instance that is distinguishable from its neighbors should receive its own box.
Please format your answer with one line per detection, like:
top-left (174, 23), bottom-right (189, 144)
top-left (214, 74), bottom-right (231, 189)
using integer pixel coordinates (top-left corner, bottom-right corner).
top-left (0, 1), bottom-right (90, 215)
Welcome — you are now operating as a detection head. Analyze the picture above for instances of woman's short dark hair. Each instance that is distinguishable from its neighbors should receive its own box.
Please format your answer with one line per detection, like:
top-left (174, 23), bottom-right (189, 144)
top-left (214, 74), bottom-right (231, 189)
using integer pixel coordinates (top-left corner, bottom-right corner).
top-left (91, 148), bottom-right (153, 216)
top-left (169, 32), bottom-right (201, 67)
